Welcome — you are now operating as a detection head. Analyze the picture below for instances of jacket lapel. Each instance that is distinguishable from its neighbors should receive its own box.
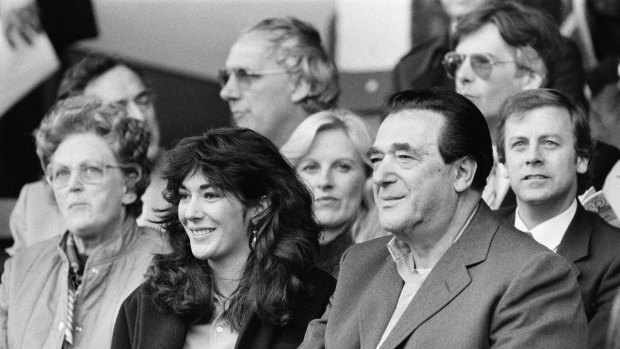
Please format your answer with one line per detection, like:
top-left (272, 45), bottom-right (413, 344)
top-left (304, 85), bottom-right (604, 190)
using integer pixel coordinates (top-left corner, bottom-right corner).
top-left (358, 251), bottom-right (404, 348)
top-left (556, 204), bottom-right (590, 271)
top-left (235, 313), bottom-right (275, 349)
top-left (378, 203), bottom-right (500, 349)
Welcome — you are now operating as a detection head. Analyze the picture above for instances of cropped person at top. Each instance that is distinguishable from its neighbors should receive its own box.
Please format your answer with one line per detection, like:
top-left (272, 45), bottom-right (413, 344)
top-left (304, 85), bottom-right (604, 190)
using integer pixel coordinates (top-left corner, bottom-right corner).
top-left (281, 110), bottom-right (383, 277)
top-left (112, 128), bottom-right (335, 349)
top-left (0, 96), bottom-right (163, 349)
top-left (8, 53), bottom-right (167, 255)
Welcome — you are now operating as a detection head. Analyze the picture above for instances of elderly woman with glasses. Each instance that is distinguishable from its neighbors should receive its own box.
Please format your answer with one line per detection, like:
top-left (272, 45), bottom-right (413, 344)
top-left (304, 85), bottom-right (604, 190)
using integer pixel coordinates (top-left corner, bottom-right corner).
top-left (0, 96), bottom-right (163, 349)
top-left (111, 128), bottom-right (335, 349)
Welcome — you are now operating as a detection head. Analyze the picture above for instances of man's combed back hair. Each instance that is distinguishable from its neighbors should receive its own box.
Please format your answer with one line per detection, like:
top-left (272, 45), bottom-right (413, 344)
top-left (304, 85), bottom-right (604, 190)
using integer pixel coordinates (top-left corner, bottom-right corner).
top-left (386, 87), bottom-right (493, 191)
top-left (453, 0), bottom-right (563, 87)
top-left (246, 16), bottom-right (339, 113)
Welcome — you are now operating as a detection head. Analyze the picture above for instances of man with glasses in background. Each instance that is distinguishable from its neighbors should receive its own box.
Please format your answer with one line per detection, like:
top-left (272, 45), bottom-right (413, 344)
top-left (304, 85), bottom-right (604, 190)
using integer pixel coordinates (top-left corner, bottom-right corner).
top-left (219, 16), bottom-right (339, 148)
top-left (442, 1), bottom-right (564, 209)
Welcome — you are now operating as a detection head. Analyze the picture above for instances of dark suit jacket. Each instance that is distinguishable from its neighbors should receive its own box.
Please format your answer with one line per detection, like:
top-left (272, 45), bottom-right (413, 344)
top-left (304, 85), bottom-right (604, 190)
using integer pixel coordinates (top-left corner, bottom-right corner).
top-left (111, 268), bottom-right (335, 349)
top-left (300, 203), bottom-right (587, 349)
top-left (497, 204), bottom-right (620, 348)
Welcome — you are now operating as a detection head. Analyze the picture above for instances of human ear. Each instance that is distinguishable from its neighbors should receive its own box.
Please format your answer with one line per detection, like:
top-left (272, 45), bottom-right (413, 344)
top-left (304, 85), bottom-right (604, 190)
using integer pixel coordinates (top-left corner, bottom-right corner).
top-left (121, 172), bottom-right (139, 205)
top-left (291, 79), bottom-right (311, 103)
top-left (521, 70), bottom-right (543, 90)
top-left (576, 156), bottom-right (589, 174)
top-left (250, 195), bottom-right (271, 224)
top-left (453, 156), bottom-right (477, 193)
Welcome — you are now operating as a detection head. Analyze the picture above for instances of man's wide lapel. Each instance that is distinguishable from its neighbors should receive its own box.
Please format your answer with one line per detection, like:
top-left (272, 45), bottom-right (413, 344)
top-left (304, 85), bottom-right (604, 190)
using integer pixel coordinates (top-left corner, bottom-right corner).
top-left (556, 204), bottom-right (590, 270)
top-left (378, 203), bottom-right (499, 349)
top-left (358, 251), bottom-right (404, 348)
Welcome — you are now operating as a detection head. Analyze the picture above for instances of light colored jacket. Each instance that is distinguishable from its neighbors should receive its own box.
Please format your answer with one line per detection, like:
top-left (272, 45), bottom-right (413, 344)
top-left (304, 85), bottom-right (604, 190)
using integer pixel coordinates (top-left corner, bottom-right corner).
top-left (0, 218), bottom-right (164, 349)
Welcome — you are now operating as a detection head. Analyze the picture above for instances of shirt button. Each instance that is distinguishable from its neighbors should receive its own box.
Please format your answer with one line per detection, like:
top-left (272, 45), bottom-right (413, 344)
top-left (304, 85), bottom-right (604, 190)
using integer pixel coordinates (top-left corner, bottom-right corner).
top-left (59, 322), bottom-right (65, 330)
top-left (216, 327), bottom-right (223, 333)
top-left (91, 268), bottom-right (99, 274)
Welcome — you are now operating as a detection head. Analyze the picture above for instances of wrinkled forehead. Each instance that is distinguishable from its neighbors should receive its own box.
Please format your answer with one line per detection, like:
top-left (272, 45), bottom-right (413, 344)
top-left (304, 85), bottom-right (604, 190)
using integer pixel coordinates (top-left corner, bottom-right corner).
top-left (375, 110), bottom-right (444, 149)
top-left (83, 65), bottom-right (147, 103)
top-left (455, 23), bottom-right (516, 59)
top-left (226, 32), bottom-right (280, 69)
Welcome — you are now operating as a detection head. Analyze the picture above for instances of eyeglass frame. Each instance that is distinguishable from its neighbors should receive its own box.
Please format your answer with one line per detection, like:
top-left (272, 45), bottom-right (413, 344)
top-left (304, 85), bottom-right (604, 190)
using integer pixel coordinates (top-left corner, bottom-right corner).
top-left (218, 68), bottom-right (288, 88)
top-left (442, 51), bottom-right (526, 80)
top-left (45, 160), bottom-right (137, 189)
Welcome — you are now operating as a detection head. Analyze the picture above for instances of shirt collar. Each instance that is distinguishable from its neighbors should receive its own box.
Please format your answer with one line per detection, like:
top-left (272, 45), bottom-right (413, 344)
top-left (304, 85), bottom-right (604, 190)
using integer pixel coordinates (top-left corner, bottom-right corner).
top-left (515, 199), bottom-right (577, 252)
top-left (386, 203), bottom-right (479, 269)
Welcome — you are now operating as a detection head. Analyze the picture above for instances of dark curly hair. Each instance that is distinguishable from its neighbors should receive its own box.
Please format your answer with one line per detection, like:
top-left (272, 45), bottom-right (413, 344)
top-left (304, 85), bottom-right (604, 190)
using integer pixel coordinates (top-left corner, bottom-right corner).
top-left (34, 96), bottom-right (152, 217)
top-left (146, 128), bottom-right (320, 329)
top-left (57, 53), bottom-right (146, 100)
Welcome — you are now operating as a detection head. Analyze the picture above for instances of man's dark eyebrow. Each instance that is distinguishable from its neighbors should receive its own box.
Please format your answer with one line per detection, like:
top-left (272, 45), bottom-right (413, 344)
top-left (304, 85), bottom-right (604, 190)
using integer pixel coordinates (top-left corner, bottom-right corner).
top-left (391, 143), bottom-right (412, 152)
top-left (367, 146), bottom-right (381, 159)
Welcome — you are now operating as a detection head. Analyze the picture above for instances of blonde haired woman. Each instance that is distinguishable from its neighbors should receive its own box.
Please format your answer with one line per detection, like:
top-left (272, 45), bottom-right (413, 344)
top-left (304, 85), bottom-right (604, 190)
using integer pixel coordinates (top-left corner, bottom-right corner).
top-left (281, 109), bottom-right (383, 276)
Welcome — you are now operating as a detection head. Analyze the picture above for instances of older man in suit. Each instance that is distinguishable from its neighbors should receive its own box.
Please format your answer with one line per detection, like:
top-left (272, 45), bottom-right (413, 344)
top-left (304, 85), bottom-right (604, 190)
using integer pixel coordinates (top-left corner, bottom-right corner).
top-left (299, 88), bottom-right (587, 348)
top-left (495, 88), bottom-right (620, 348)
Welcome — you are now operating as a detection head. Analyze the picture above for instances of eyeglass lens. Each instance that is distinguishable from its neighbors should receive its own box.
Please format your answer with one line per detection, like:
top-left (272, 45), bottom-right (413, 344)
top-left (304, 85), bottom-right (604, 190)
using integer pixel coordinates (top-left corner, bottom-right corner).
top-left (444, 53), bottom-right (493, 80)
top-left (47, 161), bottom-right (109, 188)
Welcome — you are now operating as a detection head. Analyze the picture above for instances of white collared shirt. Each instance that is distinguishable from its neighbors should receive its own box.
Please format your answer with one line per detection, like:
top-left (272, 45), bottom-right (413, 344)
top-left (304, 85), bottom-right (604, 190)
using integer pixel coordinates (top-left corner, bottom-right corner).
top-left (376, 204), bottom-right (479, 349)
top-left (514, 199), bottom-right (577, 252)
top-left (183, 293), bottom-right (238, 349)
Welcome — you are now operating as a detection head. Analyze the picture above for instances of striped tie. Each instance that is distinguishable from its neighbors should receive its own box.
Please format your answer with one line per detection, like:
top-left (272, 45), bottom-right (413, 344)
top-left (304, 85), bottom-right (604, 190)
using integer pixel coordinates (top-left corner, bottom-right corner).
top-left (65, 289), bottom-right (77, 344)
top-left (65, 234), bottom-right (83, 345)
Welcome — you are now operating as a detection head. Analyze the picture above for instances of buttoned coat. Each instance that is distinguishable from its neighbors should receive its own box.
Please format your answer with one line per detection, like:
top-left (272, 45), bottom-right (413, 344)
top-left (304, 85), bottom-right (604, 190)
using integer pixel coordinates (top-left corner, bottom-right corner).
top-left (498, 204), bottom-right (620, 348)
top-left (300, 203), bottom-right (588, 349)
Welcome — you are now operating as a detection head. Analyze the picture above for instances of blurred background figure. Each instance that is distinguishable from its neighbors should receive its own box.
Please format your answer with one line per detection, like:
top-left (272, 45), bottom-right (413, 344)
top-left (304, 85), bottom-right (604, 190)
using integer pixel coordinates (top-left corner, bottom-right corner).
top-left (112, 128), bottom-right (335, 349)
top-left (8, 53), bottom-right (167, 256)
top-left (281, 109), bottom-right (383, 277)
top-left (220, 16), bottom-right (339, 148)
top-left (394, 0), bottom-right (586, 107)
top-left (0, 96), bottom-right (162, 349)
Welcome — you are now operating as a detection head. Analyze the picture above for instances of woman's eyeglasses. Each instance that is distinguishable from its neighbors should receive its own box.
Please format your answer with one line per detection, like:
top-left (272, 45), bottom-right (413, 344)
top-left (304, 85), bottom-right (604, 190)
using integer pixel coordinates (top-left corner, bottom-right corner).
top-left (46, 160), bottom-right (131, 189)
top-left (218, 68), bottom-right (287, 88)
top-left (442, 51), bottom-right (519, 80)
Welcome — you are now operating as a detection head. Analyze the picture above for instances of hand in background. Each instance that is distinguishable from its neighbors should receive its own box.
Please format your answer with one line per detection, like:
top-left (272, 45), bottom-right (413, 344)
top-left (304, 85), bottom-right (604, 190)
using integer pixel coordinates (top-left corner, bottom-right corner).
top-left (1, 1), bottom-right (42, 48)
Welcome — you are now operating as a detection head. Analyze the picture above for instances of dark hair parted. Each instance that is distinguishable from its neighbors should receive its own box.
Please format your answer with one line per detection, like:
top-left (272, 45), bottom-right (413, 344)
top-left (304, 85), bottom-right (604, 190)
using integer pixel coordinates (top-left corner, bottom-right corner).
top-left (57, 53), bottom-right (146, 100)
top-left (453, 0), bottom-right (563, 87)
top-left (386, 88), bottom-right (493, 191)
top-left (496, 89), bottom-right (594, 189)
top-left (34, 96), bottom-right (152, 217)
top-left (146, 128), bottom-right (320, 329)
top-left (246, 17), bottom-right (339, 113)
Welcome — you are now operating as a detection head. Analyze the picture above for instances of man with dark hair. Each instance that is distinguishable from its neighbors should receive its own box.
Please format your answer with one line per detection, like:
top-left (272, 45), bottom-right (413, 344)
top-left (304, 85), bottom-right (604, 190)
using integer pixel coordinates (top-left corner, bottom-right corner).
top-left (57, 54), bottom-right (160, 158)
top-left (299, 87), bottom-right (586, 348)
top-left (8, 53), bottom-right (164, 254)
top-left (496, 88), bottom-right (620, 349)
top-left (220, 16), bottom-right (339, 148)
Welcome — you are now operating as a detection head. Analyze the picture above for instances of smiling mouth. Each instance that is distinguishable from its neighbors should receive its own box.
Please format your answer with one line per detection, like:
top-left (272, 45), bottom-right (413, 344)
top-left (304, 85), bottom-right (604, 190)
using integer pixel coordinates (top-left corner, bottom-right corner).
top-left (523, 175), bottom-right (548, 180)
top-left (189, 228), bottom-right (216, 238)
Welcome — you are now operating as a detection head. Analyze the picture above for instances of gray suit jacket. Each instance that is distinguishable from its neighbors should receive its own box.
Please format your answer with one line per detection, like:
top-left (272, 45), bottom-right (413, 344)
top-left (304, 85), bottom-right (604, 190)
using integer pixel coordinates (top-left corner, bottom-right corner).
top-left (498, 204), bottom-right (620, 348)
top-left (300, 203), bottom-right (588, 349)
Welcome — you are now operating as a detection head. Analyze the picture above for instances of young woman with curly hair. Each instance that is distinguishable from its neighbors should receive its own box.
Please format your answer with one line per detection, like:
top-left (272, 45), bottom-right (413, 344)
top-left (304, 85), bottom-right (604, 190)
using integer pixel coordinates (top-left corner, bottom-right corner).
top-left (112, 128), bottom-right (335, 349)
